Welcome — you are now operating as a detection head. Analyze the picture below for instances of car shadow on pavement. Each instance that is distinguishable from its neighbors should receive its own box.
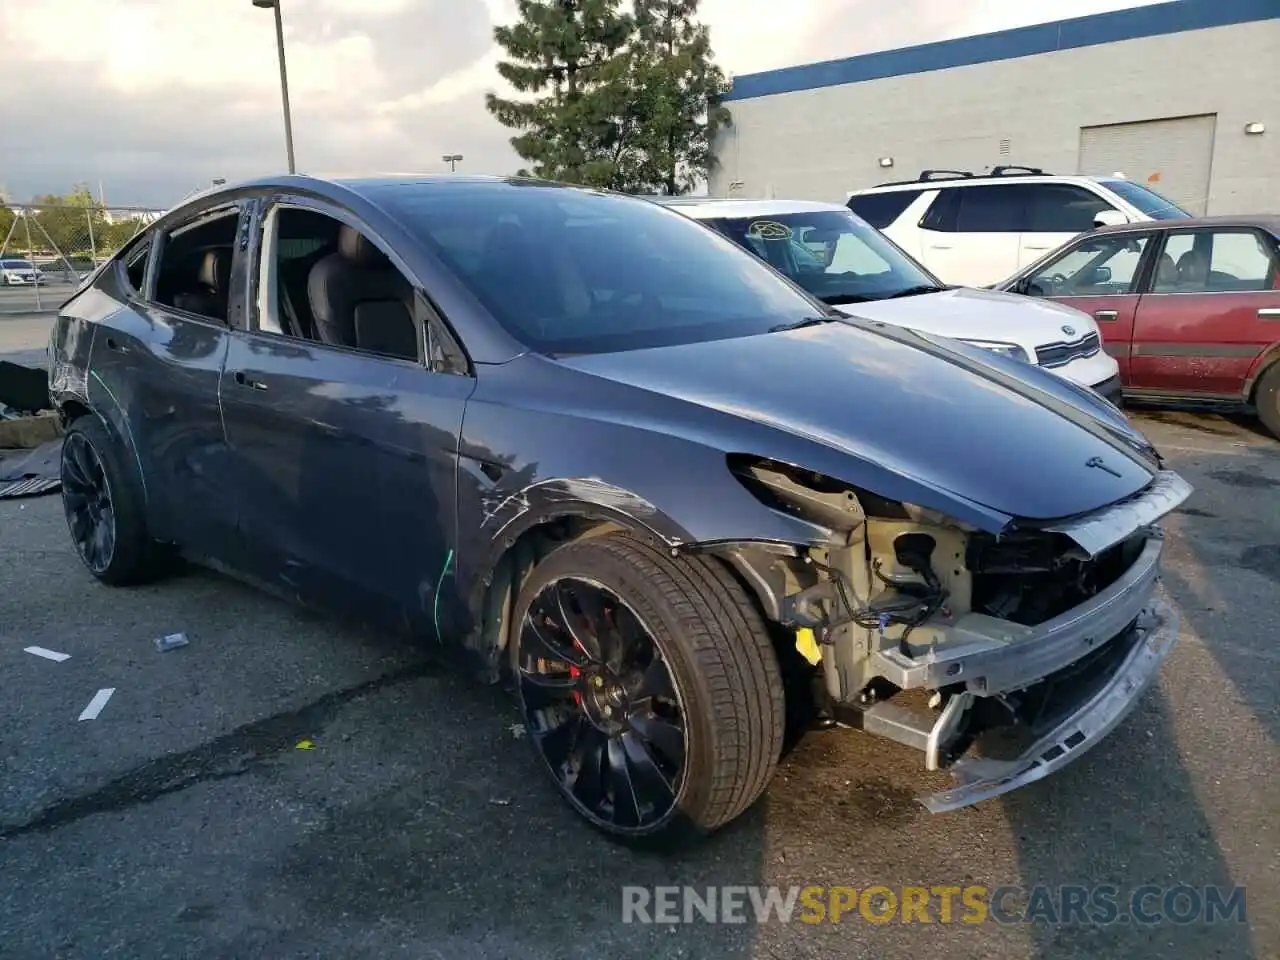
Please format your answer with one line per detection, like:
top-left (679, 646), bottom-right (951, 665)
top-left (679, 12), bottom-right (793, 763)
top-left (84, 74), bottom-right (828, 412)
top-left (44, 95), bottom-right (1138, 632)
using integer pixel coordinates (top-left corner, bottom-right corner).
top-left (1002, 687), bottom-right (1258, 959)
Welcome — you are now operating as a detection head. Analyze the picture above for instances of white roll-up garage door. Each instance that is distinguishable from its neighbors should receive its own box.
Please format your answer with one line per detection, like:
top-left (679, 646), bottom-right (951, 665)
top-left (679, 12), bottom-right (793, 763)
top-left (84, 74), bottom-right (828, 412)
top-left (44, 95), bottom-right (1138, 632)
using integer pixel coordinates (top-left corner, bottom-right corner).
top-left (1078, 114), bottom-right (1217, 215)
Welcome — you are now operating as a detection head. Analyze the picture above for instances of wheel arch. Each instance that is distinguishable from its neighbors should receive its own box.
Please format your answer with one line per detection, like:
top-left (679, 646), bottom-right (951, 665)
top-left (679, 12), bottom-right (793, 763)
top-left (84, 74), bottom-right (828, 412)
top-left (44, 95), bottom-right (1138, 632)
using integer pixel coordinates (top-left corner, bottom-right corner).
top-left (1244, 343), bottom-right (1280, 403)
top-left (460, 491), bottom-right (810, 684)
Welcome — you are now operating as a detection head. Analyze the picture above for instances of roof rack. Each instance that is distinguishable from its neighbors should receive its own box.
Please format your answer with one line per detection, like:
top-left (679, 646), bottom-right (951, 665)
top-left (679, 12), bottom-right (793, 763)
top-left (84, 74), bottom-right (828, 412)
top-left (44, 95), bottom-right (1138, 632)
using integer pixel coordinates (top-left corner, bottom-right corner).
top-left (873, 164), bottom-right (1049, 187)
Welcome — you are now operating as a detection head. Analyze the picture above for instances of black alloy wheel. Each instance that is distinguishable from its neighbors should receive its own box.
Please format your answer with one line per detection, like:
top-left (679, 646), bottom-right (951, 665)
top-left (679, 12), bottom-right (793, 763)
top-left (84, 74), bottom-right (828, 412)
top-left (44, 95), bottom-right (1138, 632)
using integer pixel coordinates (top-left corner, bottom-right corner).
top-left (517, 577), bottom-right (688, 833)
top-left (61, 430), bottom-right (117, 575)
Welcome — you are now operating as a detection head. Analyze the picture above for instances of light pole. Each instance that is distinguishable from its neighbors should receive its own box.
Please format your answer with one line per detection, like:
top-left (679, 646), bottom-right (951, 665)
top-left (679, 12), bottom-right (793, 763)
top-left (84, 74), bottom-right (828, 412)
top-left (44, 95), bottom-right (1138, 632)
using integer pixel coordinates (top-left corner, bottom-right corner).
top-left (442, 154), bottom-right (463, 172)
top-left (253, 0), bottom-right (296, 174)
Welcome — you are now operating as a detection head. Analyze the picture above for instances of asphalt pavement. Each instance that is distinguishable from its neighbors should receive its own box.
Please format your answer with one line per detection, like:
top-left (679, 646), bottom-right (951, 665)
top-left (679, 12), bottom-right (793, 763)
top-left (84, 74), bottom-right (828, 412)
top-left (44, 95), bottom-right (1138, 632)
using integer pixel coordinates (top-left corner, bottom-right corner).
top-left (1, 409), bottom-right (1277, 959)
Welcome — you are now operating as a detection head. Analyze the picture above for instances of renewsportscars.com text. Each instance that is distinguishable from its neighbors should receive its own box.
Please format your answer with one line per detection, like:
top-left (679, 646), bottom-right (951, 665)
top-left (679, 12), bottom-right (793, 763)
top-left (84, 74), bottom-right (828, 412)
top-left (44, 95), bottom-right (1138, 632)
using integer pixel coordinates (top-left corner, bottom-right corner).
top-left (621, 884), bottom-right (1247, 926)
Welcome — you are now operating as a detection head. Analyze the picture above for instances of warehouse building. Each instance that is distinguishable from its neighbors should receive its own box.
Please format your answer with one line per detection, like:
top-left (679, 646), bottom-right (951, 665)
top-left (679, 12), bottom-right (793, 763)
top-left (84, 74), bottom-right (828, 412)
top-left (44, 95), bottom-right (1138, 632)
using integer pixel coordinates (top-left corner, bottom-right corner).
top-left (710, 0), bottom-right (1279, 215)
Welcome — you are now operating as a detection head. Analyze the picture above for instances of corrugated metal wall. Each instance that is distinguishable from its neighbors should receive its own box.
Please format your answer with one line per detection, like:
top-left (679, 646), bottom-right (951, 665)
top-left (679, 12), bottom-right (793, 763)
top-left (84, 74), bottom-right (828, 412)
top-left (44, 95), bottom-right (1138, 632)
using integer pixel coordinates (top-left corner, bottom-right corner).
top-left (1078, 115), bottom-right (1218, 215)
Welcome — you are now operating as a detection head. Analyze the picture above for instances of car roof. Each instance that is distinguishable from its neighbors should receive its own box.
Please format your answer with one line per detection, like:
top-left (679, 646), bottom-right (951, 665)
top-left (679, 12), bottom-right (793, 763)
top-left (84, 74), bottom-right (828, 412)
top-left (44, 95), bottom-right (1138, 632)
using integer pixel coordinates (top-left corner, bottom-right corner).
top-left (651, 197), bottom-right (850, 218)
top-left (852, 173), bottom-right (1114, 194)
top-left (1090, 213), bottom-right (1280, 236)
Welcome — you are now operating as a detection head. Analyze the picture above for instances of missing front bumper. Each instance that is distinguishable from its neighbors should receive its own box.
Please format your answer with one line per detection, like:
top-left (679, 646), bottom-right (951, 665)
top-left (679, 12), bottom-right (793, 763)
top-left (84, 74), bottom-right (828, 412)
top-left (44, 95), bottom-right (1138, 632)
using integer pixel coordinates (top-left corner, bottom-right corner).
top-left (918, 597), bottom-right (1179, 813)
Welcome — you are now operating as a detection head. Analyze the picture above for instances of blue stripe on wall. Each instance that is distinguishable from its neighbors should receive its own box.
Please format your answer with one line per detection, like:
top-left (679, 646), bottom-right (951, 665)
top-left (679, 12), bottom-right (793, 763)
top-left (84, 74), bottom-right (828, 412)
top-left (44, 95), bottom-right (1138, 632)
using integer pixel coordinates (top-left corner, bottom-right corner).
top-left (723, 0), bottom-right (1279, 102)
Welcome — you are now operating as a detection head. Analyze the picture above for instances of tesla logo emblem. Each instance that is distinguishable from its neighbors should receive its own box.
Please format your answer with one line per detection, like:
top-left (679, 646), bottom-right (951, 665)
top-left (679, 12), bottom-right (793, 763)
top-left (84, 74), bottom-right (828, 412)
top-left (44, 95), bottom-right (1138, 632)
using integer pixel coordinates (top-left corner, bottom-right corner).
top-left (1086, 456), bottom-right (1122, 478)
top-left (1062, 325), bottom-right (1077, 336)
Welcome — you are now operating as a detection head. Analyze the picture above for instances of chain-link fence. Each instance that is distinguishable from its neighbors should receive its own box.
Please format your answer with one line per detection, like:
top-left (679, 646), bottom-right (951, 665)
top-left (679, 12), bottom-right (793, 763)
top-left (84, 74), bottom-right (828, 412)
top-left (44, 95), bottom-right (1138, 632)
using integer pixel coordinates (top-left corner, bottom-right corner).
top-left (0, 203), bottom-right (164, 315)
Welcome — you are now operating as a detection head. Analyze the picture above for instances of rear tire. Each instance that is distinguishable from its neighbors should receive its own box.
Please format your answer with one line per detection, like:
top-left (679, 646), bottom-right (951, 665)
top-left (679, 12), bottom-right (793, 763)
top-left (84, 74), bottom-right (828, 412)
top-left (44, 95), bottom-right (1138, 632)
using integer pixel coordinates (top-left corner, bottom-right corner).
top-left (1257, 364), bottom-right (1280, 440)
top-left (510, 532), bottom-right (785, 849)
top-left (60, 414), bottom-right (165, 585)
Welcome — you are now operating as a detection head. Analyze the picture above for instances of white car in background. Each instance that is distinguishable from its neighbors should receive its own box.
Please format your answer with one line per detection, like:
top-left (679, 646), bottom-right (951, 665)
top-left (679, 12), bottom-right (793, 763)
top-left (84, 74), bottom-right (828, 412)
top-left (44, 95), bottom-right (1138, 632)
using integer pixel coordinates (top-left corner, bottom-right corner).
top-left (0, 258), bottom-right (47, 285)
top-left (845, 166), bottom-right (1193, 288)
top-left (658, 197), bottom-right (1122, 402)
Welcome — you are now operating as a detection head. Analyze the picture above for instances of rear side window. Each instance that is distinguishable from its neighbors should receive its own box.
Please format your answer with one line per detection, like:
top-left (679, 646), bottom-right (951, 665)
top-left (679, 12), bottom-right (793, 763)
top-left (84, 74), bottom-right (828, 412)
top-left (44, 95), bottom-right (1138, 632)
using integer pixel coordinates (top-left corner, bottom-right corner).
top-left (847, 189), bottom-right (922, 229)
top-left (923, 184), bottom-right (1055, 233)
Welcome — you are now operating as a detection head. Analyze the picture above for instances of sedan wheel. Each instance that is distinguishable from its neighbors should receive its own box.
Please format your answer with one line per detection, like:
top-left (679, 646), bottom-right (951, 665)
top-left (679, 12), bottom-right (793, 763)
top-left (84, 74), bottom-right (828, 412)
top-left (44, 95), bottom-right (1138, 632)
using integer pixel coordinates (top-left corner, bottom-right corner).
top-left (511, 532), bottom-right (785, 849)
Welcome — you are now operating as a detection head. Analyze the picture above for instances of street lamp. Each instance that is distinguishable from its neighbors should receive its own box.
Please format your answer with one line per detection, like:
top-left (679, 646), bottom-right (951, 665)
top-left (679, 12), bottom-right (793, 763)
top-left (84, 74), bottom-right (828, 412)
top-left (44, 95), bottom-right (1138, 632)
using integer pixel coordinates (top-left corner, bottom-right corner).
top-left (253, 0), bottom-right (296, 174)
top-left (442, 154), bottom-right (463, 172)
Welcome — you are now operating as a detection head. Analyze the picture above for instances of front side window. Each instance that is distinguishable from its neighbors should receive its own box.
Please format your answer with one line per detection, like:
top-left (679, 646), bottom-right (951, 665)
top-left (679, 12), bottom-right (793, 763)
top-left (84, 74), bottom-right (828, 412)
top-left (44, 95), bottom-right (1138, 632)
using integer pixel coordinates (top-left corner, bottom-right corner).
top-left (1152, 230), bottom-right (1279, 294)
top-left (1024, 184), bottom-right (1115, 233)
top-left (254, 204), bottom-right (421, 362)
top-left (372, 183), bottom-right (823, 355)
top-left (1023, 233), bottom-right (1151, 296)
top-left (1098, 179), bottom-right (1192, 220)
top-left (711, 209), bottom-right (942, 306)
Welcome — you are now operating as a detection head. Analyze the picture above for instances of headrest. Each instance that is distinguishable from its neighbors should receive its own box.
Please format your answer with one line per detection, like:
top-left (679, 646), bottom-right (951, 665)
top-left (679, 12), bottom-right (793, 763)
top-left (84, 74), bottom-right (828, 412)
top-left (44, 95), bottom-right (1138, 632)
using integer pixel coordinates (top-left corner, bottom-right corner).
top-left (338, 225), bottom-right (385, 265)
top-left (197, 249), bottom-right (231, 292)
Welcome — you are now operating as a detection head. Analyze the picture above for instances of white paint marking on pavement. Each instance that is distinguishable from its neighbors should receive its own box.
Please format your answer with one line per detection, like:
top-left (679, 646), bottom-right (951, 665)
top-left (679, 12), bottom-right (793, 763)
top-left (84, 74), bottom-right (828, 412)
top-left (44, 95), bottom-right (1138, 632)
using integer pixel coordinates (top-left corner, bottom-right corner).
top-left (78, 688), bottom-right (116, 721)
top-left (23, 646), bottom-right (71, 662)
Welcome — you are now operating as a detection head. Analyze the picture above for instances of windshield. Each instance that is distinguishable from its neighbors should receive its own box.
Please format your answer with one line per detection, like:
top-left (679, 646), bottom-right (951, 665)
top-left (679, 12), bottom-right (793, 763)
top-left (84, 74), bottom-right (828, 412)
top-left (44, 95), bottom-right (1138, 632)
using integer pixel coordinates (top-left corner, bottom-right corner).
top-left (1099, 179), bottom-right (1193, 220)
top-left (1, 260), bottom-right (34, 269)
top-left (374, 182), bottom-right (824, 355)
top-left (709, 209), bottom-right (943, 304)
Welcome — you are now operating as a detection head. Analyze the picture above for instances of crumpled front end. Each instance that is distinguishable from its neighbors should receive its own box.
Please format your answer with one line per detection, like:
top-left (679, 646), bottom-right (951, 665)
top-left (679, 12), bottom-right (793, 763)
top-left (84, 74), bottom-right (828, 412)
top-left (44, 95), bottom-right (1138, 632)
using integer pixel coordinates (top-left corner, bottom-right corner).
top-left (723, 458), bottom-right (1192, 812)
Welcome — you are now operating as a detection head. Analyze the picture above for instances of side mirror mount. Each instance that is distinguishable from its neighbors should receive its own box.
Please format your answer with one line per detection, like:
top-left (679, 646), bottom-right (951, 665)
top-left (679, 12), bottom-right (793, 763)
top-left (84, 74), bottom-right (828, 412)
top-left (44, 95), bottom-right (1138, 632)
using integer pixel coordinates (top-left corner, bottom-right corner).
top-left (1090, 265), bottom-right (1113, 285)
top-left (1092, 209), bottom-right (1129, 228)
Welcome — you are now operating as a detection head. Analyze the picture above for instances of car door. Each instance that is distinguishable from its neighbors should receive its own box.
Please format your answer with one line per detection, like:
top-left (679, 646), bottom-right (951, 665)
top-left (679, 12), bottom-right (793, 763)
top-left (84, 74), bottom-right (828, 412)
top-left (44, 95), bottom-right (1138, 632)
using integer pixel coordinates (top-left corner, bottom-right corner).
top-left (1018, 183), bottom-right (1120, 269)
top-left (218, 194), bottom-right (474, 630)
top-left (1129, 227), bottom-right (1280, 398)
top-left (916, 185), bottom-right (1023, 287)
top-left (1014, 230), bottom-right (1157, 384)
top-left (88, 203), bottom-right (246, 561)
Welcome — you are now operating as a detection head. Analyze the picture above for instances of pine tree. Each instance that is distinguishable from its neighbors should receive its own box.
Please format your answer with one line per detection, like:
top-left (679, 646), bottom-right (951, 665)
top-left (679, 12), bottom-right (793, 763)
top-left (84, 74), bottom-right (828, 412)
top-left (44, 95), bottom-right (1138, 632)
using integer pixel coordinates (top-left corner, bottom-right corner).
top-left (628, 0), bottom-right (730, 195)
top-left (485, 0), bottom-right (635, 187)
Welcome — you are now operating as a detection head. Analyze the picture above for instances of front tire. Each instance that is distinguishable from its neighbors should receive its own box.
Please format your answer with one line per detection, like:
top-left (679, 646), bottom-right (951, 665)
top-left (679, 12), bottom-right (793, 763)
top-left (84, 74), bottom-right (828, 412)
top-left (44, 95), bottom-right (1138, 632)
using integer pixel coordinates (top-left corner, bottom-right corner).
top-left (60, 414), bottom-right (163, 585)
top-left (510, 532), bottom-right (785, 849)
top-left (1256, 363), bottom-right (1280, 440)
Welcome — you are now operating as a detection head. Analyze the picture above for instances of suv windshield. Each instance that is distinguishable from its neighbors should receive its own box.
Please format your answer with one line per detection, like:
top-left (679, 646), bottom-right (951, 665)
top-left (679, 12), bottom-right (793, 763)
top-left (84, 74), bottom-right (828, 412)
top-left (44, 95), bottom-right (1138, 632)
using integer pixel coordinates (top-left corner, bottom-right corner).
top-left (1099, 179), bottom-right (1192, 220)
top-left (373, 182), bottom-right (824, 355)
top-left (709, 209), bottom-right (944, 305)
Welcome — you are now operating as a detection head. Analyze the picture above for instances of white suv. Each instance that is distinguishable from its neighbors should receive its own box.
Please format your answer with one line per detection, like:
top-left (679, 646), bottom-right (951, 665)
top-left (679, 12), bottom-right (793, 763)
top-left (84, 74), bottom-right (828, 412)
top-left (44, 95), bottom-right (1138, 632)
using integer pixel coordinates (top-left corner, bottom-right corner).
top-left (658, 197), bottom-right (1121, 402)
top-left (846, 166), bottom-right (1192, 288)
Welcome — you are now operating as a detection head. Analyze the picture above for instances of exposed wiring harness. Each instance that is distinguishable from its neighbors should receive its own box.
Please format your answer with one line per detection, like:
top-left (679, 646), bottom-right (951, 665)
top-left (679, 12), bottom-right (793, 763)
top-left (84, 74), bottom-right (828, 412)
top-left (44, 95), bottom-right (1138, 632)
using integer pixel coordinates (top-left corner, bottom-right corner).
top-left (809, 554), bottom-right (949, 658)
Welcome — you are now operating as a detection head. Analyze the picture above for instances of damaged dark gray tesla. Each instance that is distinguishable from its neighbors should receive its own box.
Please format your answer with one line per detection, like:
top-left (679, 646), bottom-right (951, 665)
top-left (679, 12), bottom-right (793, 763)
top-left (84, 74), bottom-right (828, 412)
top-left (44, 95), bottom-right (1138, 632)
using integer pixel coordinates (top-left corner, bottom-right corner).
top-left (47, 175), bottom-right (1191, 848)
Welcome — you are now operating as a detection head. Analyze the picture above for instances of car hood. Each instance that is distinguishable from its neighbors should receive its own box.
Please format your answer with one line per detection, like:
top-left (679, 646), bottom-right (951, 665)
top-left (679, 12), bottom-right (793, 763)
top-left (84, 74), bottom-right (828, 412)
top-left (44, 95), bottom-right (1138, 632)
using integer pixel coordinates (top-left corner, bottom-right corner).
top-left (558, 318), bottom-right (1158, 526)
top-left (842, 286), bottom-right (1097, 357)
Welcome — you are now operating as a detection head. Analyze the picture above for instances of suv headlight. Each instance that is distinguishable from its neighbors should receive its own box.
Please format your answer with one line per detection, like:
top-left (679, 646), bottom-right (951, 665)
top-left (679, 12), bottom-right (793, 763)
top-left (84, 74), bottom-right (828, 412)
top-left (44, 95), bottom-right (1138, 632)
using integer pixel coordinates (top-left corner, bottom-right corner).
top-left (958, 339), bottom-right (1031, 363)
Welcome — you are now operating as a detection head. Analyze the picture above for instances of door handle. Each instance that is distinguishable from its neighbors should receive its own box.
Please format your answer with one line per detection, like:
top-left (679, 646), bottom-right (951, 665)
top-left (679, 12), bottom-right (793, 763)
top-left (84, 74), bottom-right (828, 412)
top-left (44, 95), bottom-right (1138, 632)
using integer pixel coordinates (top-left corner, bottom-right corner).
top-left (1023, 245), bottom-right (1051, 251)
top-left (1259, 308), bottom-right (1280, 320)
top-left (104, 336), bottom-right (129, 353)
top-left (1094, 310), bottom-right (1119, 321)
top-left (929, 245), bottom-right (953, 250)
top-left (233, 371), bottom-right (268, 391)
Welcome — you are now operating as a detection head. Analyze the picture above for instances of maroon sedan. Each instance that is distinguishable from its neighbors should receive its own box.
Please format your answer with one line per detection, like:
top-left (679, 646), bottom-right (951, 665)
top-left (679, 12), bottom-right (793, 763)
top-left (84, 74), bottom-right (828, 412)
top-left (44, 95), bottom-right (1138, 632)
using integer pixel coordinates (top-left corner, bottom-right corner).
top-left (999, 215), bottom-right (1280, 438)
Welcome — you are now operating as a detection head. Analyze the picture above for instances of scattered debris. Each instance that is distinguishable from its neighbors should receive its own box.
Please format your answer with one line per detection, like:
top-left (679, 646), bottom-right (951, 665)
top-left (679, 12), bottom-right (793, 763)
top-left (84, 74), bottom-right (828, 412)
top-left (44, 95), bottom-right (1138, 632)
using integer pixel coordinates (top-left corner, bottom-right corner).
top-left (508, 722), bottom-right (526, 739)
top-left (155, 632), bottom-right (190, 652)
top-left (488, 798), bottom-right (511, 806)
top-left (0, 477), bottom-right (60, 499)
top-left (78, 688), bottom-right (116, 721)
top-left (295, 739), bottom-right (315, 750)
top-left (23, 646), bottom-right (71, 662)
top-left (0, 412), bottom-right (62, 452)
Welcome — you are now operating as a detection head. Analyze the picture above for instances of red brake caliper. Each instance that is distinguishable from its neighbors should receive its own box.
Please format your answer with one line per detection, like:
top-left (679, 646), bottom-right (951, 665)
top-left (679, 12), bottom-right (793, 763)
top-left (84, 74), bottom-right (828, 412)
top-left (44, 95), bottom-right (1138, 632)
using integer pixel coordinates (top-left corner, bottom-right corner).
top-left (570, 664), bottom-right (583, 706)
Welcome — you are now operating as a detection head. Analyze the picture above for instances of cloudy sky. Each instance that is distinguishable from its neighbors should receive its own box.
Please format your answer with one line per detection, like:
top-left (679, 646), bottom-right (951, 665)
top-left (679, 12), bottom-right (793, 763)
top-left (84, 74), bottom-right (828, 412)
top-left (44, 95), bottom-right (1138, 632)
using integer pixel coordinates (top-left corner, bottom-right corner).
top-left (0, 0), bottom-right (1159, 208)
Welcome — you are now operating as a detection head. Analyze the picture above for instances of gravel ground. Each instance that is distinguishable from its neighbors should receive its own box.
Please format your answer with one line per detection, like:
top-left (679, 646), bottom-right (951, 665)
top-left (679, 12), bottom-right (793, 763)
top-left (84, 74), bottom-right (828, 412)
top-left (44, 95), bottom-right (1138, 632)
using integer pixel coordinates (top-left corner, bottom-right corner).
top-left (0, 410), bottom-right (1277, 960)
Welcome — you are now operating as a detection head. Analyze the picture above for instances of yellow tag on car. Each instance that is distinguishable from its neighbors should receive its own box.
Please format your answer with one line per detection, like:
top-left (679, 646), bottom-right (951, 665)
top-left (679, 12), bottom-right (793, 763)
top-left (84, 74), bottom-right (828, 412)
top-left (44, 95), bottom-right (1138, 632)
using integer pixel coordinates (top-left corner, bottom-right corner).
top-left (795, 627), bottom-right (822, 665)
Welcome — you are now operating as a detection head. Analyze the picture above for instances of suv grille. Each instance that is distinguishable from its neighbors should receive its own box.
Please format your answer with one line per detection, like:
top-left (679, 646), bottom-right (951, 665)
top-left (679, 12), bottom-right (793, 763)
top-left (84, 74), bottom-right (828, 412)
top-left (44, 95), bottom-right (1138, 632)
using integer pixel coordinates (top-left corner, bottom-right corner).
top-left (1036, 333), bottom-right (1100, 368)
